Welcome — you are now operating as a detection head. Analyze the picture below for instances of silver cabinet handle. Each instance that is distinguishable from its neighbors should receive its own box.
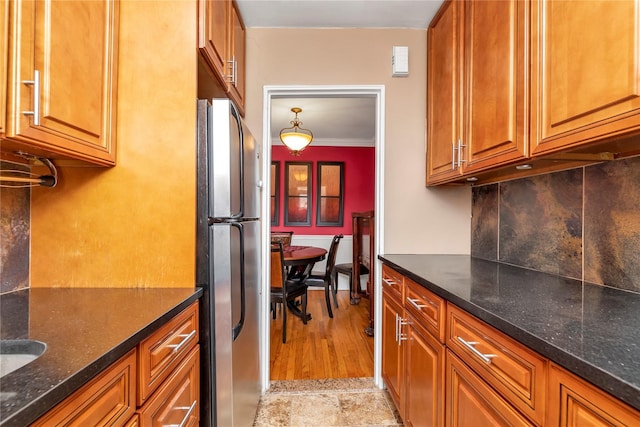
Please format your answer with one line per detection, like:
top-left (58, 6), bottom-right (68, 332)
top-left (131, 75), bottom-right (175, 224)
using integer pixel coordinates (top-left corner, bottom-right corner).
top-left (394, 312), bottom-right (399, 344)
top-left (22, 70), bottom-right (40, 125)
top-left (164, 400), bottom-right (197, 427)
top-left (457, 139), bottom-right (466, 166)
top-left (227, 56), bottom-right (237, 85)
top-left (398, 317), bottom-right (409, 343)
top-left (457, 336), bottom-right (496, 364)
top-left (168, 330), bottom-right (196, 353)
top-left (407, 297), bottom-right (428, 311)
top-left (451, 140), bottom-right (457, 169)
top-left (382, 277), bottom-right (397, 288)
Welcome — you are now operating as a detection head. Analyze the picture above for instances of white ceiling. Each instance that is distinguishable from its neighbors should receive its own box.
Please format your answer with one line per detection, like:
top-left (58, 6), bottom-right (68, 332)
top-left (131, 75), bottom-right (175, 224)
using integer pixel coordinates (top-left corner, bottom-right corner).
top-left (236, 0), bottom-right (443, 29)
top-left (240, 0), bottom-right (444, 147)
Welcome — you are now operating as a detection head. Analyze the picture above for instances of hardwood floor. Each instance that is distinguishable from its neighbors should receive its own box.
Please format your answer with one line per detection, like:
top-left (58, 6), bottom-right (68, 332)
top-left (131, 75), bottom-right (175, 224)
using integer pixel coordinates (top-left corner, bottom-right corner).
top-left (270, 290), bottom-right (374, 380)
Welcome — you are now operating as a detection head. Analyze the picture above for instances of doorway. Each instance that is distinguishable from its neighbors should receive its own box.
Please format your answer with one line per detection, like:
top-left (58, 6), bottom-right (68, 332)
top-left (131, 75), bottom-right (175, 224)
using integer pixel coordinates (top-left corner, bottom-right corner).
top-left (259, 85), bottom-right (386, 392)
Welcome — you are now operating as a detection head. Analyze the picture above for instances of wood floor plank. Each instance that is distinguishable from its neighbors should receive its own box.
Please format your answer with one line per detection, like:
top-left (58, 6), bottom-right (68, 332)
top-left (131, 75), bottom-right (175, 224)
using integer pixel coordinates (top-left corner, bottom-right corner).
top-left (270, 290), bottom-right (374, 380)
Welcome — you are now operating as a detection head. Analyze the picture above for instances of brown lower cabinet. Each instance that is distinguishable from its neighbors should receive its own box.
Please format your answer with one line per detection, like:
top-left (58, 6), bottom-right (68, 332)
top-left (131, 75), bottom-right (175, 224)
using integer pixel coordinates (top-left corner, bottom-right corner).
top-left (381, 263), bottom-right (640, 427)
top-left (31, 301), bottom-right (199, 426)
top-left (381, 265), bottom-right (445, 427)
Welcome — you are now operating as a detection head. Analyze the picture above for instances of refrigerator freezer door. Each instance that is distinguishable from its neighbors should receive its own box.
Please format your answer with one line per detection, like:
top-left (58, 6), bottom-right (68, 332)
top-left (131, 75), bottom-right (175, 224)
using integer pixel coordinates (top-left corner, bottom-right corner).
top-left (211, 220), bottom-right (260, 427)
top-left (210, 99), bottom-right (260, 220)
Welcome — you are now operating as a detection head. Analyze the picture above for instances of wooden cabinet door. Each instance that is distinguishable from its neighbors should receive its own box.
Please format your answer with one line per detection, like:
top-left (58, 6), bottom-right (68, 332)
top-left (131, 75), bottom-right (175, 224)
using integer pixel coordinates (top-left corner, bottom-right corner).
top-left (4, 0), bottom-right (118, 166)
top-left (138, 346), bottom-right (200, 427)
top-left (381, 290), bottom-right (404, 417)
top-left (227, 0), bottom-right (245, 116)
top-left (547, 363), bottom-right (640, 427)
top-left (404, 315), bottom-right (444, 427)
top-left (426, 0), bottom-right (462, 185)
top-left (531, 0), bottom-right (640, 155)
top-left (462, 0), bottom-right (528, 174)
top-left (198, 0), bottom-right (229, 89)
top-left (32, 349), bottom-right (136, 426)
top-left (446, 350), bottom-right (534, 427)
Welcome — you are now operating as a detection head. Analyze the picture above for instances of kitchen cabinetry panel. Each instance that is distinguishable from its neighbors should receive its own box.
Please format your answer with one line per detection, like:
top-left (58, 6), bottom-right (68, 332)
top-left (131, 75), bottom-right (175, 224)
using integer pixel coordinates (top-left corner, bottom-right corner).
top-left (381, 288), bottom-right (404, 417)
top-left (547, 363), bottom-right (640, 427)
top-left (137, 301), bottom-right (199, 406)
top-left (31, 349), bottom-right (136, 426)
top-left (405, 314), bottom-right (444, 427)
top-left (405, 277), bottom-right (445, 343)
top-left (197, 0), bottom-right (245, 116)
top-left (3, 0), bottom-right (118, 166)
top-left (137, 346), bottom-right (200, 427)
top-left (446, 349), bottom-right (534, 427)
top-left (198, 0), bottom-right (229, 90)
top-left (426, 0), bottom-right (461, 185)
top-left (227, 0), bottom-right (245, 116)
top-left (531, 0), bottom-right (640, 155)
top-left (427, 0), bottom-right (528, 185)
top-left (463, 0), bottom-right (528, 173)
top-left (447, 304), bottom-right (546, 426)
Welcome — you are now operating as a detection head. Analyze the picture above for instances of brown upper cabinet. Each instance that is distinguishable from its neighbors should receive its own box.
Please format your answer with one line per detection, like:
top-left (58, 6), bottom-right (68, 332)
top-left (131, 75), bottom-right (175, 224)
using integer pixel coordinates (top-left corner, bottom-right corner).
top-left (198, 0), bottom-right (246, 116)
top-left (2, 0), bottom-right (119, 166)
top-left (427, 0), bottom-right (529, 186)
top-left (530, 0), bottom-right (640, 155)
top-left (1, 1), bottom-right (7, 135)
top-left (427, 0), bottom-right (640, 186)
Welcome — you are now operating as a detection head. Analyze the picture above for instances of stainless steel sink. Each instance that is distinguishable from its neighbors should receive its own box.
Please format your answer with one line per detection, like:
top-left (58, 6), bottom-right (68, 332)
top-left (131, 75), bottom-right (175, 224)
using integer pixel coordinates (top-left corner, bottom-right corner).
top-left (0, 339), bottom-right (47, 377)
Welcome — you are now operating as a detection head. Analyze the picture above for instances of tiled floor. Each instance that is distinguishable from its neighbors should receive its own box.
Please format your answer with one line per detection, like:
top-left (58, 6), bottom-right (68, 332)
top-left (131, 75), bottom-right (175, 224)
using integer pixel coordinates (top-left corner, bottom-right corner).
top-left (253, 378), bottom-right (403, 427)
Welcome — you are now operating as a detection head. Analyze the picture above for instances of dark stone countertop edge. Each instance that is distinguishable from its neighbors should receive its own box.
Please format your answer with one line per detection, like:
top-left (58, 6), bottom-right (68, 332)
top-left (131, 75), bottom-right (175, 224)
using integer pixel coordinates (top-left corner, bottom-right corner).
top-left (378, 255), bottom-right (640, 412)
top-left (1, 288), bottom-right (203, 427)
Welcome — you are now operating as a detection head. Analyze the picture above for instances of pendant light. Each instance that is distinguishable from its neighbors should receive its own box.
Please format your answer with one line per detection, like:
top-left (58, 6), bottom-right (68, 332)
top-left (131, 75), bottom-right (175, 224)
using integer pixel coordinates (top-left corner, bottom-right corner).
top-left (279, 107), bottom-right (313, 156)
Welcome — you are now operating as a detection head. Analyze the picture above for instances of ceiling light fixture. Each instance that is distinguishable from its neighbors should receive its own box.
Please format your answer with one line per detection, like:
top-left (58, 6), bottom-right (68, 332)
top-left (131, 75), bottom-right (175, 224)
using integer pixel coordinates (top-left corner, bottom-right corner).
top-left (279, 107), bottom-right (313, 156)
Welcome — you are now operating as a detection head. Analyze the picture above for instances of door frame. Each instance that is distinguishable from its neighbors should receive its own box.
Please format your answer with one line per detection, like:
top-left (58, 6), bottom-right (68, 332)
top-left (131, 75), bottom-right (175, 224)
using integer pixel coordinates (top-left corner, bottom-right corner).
top-left (259, 85), bottom-right (386, 391)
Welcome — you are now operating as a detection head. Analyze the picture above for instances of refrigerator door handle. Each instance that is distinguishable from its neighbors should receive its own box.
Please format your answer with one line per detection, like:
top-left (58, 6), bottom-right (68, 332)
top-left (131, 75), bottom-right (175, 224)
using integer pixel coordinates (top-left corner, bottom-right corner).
top-left (231, 222), bottom-right (246, 341)
top-left (230, 101), bottom-right (246, 220)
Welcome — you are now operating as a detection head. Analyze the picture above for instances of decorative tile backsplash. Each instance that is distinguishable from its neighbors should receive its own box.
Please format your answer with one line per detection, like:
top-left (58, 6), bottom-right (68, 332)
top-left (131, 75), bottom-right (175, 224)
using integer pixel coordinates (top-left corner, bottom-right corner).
top-left (471, 155), bottom-right (640, 293)
top-left (0, 161), bottom-right (30, 294)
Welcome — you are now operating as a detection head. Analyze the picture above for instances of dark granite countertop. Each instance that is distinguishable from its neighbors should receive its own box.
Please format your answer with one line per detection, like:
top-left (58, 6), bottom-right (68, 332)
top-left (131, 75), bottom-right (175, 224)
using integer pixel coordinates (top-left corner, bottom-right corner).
top-left (0, 287), bottom-right (202, 426)
top-left (379, 254), bottom-right (640, 412)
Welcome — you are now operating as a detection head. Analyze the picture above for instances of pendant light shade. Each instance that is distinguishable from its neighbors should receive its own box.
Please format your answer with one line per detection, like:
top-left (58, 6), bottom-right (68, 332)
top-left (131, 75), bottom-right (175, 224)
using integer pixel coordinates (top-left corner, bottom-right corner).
top-left (279, 107), bottom-right (313, 156)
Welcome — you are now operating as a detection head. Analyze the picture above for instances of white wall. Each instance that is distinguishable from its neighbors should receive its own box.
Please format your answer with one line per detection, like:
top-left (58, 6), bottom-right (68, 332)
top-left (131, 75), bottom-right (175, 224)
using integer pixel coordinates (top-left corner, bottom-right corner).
top-left (244, 28), bottom-right (471, 254)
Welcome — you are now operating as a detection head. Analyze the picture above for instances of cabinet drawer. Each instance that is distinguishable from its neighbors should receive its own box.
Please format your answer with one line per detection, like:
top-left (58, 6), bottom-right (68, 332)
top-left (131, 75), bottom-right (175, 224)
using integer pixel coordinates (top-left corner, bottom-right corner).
top-left (404, 277), bottom-right (445, 343)
top-left (138, 345), bottom-right (200, 427)
top-left (382, 265), bottom-right (403, 301)
top-left (31, 349), bottom-right (136, 426)
top-left (446, 349), bottom-right (534, 427)
top-left (446, 304), bottom-right (546, 426)
top-left (137, 301), bottom-right (199, 405)
top-left (547, 363), bottom-right (640, 427)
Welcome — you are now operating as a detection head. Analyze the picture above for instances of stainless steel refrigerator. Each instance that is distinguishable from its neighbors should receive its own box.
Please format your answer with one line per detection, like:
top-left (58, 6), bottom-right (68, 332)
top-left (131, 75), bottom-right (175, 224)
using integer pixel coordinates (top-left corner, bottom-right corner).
top-left (196, 98), bottom-right (261, 427)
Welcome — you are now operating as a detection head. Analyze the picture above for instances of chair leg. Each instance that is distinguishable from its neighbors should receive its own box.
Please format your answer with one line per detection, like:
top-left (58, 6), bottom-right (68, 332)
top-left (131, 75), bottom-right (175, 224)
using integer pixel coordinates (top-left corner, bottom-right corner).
top-left (282, 300), bottom-right (287, 343)
top-left (301, 294), bottom-right (308, 325)
top-left (330, 275), bottom-right (339, 308)
top-left (324, 281), bottom-right (333, 318)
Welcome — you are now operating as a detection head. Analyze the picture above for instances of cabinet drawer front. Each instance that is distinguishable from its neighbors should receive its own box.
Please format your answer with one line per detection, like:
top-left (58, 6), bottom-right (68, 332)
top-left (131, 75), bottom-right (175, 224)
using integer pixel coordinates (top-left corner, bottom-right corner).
top-left (446, 350), bottom-right (534, 427)
top-left (138, 301), bottom-right (199, 405)
top-left (446, 304), bottom-right (546, 425)
top-left (32, 349), bottom-right (136, 426)
top-left (404, 278), bottom-right (445, 343)
top-left (382, 265), bottom-right (403, 300)
top-left (138, 345), bottom-right (200, 427)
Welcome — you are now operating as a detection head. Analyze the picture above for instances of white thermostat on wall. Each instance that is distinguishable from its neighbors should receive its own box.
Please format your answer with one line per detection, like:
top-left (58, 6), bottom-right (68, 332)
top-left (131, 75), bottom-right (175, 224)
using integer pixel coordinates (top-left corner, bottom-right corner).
top-left (392, 46), bottom-right (409, 77)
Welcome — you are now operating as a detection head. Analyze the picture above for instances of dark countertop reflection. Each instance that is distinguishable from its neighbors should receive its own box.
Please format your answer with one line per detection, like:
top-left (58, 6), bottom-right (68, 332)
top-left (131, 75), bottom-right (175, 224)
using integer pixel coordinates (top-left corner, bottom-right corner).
top-left (380, 254), bottom-right (640, 412)
top-left (0, 287), bottom-right (202, 427)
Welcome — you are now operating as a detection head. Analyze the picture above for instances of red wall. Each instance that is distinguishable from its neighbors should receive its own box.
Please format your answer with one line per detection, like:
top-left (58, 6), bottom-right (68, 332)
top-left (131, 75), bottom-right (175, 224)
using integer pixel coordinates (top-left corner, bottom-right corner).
top-left (271, 145), bottom-right (375, 235)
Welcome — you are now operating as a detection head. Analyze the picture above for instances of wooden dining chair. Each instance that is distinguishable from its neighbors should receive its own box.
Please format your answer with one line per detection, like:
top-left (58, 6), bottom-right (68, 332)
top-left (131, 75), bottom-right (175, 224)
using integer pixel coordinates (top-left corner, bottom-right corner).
top-left (270, 242), bottom-right (309, 343)
top-left (305, 234), bottom-right (343, 318)
top-left (270, 231), bottom-right (294, 247)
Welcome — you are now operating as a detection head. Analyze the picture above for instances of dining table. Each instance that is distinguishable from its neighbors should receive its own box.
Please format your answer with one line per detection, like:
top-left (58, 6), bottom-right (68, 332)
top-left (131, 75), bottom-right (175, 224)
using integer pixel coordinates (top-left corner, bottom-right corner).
top-left (281, 245), bottom-right (327, 321)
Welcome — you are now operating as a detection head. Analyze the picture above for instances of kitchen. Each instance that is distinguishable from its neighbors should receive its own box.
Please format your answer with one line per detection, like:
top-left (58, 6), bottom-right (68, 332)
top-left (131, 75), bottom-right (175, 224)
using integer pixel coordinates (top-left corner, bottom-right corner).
top-left (1, 1), bottom-right (639, 427)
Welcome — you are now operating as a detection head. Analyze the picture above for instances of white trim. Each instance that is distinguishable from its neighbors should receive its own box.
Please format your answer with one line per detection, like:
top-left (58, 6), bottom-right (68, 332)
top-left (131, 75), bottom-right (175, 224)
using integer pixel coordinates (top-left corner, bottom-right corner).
top-left (260, 85), bottom-right (385, 392)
